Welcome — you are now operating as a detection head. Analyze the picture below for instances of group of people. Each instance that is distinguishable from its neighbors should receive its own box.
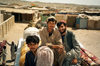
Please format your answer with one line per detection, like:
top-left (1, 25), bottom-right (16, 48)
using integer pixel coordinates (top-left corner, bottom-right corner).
top-left (24, 16), bottom-right (81, 66)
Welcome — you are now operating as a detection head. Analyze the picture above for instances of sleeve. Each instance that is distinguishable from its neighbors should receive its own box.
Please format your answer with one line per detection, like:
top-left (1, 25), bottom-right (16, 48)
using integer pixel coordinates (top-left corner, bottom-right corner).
top-left (39, 28), bottom-right (46, 46)
top-left (6, 42), bottom-right (11, 46)
top-left (55, 30), bottom-right (63, 45)
top-left (66, 33), bottom-right (81, 59)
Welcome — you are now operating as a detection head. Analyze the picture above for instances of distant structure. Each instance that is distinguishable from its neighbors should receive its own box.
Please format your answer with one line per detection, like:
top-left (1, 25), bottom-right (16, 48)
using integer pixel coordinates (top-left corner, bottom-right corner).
top-left (0, 10), bottom-right (15, 38)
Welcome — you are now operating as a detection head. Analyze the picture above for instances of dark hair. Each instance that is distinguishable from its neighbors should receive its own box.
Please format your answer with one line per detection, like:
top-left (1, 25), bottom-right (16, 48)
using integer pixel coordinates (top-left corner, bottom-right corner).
top-left (12, 41), bottom-right (14, 44)
top-left (26, 35), bottom-right (40, 44)
top-left (47, 18), bottom-right (57, 23)
top-left (57, 22), bottom-right (67, 28)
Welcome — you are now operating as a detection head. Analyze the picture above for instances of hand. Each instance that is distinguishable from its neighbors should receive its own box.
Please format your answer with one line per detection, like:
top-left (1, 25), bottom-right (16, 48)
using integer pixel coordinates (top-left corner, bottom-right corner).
top-left (57, 45), bottom-right (64, 54)
top-left (72, 58), bottom-right (78, 64)
top-left (46, 43), bottom-right (60, 49)
top-left (52, 45), bottom-right (60, 49)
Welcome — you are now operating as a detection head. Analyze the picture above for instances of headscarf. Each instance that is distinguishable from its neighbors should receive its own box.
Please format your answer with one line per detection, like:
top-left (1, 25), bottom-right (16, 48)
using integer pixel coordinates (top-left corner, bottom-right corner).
top-left (36, 46), bottom-right (54, 66)
top-left (24, 27), bottom-right (40, 40)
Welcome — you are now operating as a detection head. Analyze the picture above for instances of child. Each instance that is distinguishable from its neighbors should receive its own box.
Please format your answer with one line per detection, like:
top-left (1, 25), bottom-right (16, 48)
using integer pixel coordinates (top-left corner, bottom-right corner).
top-left (25, 35), bottom-right (40, 66)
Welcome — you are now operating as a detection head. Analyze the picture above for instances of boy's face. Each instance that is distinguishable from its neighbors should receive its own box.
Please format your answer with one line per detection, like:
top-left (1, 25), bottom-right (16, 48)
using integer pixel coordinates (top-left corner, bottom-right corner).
top-left (47, 21), bottom-right (56, 31)
top-left (27, 42), bottom-right (38, 52)
top-left (58, 24), bottom-right (66, 34)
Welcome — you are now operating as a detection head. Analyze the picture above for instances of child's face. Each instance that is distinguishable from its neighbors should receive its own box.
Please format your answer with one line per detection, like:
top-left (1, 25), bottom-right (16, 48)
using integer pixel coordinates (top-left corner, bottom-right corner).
top-left (27, 42), bottom-right (38, 52)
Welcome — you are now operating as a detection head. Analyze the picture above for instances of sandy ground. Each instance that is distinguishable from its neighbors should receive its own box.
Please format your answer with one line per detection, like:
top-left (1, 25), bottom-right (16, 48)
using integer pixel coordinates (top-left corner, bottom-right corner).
top-left (0, 23), bottom-right (100, 65)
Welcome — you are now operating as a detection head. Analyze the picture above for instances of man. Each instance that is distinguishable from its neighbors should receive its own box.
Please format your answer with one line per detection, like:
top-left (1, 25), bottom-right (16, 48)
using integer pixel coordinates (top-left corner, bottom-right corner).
top-left (25, 35), bottom-right (40, 66)
top-left (39, 16), bottom-right (65, 66)
top-left (6, 41), bottom-right (17, 61)
top-left (39, 16), bottom-right (62, 46)
top-left (57, 21), bottom-right (81, 66)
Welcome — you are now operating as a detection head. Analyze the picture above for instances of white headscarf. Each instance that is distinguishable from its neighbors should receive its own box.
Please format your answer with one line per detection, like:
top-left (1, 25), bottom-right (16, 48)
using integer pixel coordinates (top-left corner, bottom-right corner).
top-left (36, 46), bottom-right (54, 66)
top-left (24, 27), bottom-right (40, 40)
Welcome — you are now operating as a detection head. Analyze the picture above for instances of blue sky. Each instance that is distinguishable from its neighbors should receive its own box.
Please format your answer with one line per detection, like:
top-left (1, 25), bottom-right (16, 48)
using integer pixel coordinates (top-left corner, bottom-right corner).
top-left (22, 0), bottom-right (100, 5)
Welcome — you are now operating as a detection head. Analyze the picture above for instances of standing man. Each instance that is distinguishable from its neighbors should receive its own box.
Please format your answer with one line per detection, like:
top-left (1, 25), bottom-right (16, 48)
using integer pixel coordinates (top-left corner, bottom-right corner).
top-left (6, 41), bottom-right (17, 61)
top-left (57, 21), bottom-right (81, 66)
top-left (39, 16), bottom-right (65, 66)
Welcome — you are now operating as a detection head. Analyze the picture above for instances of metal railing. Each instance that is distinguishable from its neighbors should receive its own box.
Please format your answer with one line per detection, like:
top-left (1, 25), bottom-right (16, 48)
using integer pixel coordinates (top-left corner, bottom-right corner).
top-left (0, 15), bottom-right (15, 38)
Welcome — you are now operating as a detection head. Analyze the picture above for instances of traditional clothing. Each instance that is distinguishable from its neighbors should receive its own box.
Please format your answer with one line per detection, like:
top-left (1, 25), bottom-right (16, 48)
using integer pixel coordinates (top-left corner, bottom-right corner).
top-left (39, 27), bottom-right (65, 66)
top-left (25, 51), bottom-right (36, 66)
top-left (39, 27), bottom-right (62, 46)
top-left (62, 31), bottom-right (81, 66)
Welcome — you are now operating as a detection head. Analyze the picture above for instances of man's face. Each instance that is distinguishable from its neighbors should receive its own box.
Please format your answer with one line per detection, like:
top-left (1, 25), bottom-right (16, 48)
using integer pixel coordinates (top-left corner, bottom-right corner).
top-left (47, 21), bottom-right (56, 31)
top-left (58, 24), bottom-right (66, 34)
top-left (27, 42), bottom-right (38, 52)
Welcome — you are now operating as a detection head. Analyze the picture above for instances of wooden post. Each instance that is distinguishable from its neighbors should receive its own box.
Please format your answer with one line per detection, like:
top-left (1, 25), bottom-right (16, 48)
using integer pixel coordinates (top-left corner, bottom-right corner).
top-left (2, 25), bottom-right (4, 37)
top-left (0, 26), bottom-right (1, 37)
top-left (7, 20), bottom-right (8, 32)
top-left (5, 22), bottom-right (7, 34)
top-left (8, 20), bottom-right (10, 31)
top-left (4, 23), bottom-right (5, 34)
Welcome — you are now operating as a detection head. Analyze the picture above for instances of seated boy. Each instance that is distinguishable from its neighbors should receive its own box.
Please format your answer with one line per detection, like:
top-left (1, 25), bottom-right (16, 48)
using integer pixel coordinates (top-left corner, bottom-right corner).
top-left (25, 35), bottom-right (40, 66)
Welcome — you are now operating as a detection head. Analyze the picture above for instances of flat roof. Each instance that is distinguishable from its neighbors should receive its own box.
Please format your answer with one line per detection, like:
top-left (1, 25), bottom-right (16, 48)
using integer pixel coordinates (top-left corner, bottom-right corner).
top-left (28, 7), bottom-right (48, 11)
top-left (85, 11), bottom-right (100, 13)
top-left (0, 7), bottom-right (36, 14)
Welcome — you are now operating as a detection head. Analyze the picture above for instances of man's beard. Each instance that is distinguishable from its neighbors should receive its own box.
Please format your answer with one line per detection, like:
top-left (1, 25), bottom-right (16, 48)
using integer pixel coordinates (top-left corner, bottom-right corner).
top-left (60, 29), bottom-right (66, 34)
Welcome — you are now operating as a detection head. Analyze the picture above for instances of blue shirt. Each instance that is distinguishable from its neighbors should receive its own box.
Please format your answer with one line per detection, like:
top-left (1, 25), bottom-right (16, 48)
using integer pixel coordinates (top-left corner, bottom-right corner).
top-left (25, 51), bottom-right (36, 66)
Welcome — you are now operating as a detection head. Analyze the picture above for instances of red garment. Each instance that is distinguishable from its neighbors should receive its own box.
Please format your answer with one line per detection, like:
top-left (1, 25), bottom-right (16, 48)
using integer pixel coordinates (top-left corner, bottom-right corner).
top-left (80, 48), bottom-right (100, 66)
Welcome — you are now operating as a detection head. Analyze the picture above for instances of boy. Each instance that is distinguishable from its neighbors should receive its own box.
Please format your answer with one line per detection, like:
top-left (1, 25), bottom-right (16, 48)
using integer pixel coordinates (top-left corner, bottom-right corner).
top-left (25, 35), bottom-right (40, 66)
